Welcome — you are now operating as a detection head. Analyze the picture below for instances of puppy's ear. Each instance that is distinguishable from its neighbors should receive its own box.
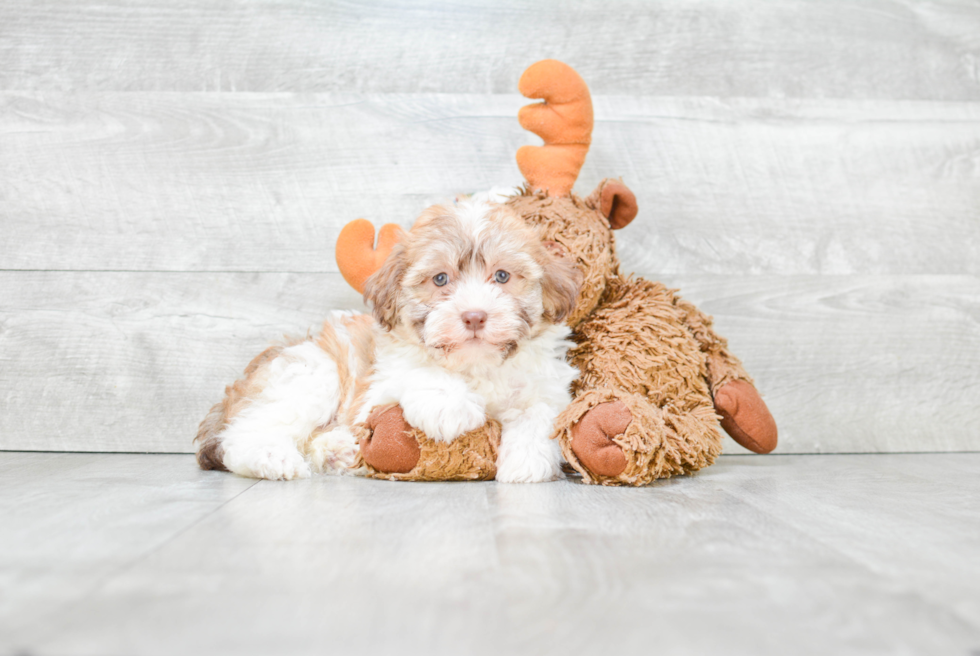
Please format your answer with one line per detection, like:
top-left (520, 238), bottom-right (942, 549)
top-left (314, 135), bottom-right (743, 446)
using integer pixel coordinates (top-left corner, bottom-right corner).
top-left (540, 243), bottom-right (582, 323)
top-left (363, 245), bottom-right (406, 331)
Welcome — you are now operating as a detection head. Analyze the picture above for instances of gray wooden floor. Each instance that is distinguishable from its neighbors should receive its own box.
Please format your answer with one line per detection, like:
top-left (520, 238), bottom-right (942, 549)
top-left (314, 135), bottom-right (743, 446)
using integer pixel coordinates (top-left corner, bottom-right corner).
top-left (1, 452), bottom-right (978, 656)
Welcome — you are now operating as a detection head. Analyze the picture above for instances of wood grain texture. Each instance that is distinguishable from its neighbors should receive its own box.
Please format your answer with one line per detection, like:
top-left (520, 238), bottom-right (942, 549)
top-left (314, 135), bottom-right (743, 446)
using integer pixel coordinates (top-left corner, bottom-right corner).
top-left (0, 452), bottom-right (256, 647)
top-left (717, 454), bottom-right (980, 633)
top-left (3, 453), bottom-right (979, 655)
top-left (1, 271), bottom-right (977, 454)
top-left (666, 274), bottom-right (980, 454)
top-left (487, 455), bottom-right (980, 654)
top-left (0, 272), bottom-right (365, 452)
top-left (2, 92), bottom-right (979, 274)
top-left (2, 0), bottom-right (979, 99)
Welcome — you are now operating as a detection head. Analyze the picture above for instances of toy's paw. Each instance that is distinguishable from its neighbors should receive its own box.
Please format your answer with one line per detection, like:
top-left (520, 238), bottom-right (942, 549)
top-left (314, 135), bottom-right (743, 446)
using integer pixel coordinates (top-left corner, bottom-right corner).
top-left (401, 388), bottom-right (486, 443)
top-left (714, 380), bottom-right (778, 454)
top-left (361, 405), bottom-right (421, 474)
top-left (570, 401), bottom-right (631, 477)
top-left (223, 442), bottom-right (312, 481)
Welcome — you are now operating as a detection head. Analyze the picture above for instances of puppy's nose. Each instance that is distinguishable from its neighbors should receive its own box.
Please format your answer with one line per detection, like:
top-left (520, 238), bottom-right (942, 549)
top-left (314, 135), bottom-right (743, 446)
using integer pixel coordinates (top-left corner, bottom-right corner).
top-left (461, 310), bottom-right (487, 331)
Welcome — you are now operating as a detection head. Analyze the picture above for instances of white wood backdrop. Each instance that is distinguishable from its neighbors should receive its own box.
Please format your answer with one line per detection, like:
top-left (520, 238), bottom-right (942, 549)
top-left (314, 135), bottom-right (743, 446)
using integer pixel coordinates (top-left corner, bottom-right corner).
top-left (1, 0), bottom-right (978, 454)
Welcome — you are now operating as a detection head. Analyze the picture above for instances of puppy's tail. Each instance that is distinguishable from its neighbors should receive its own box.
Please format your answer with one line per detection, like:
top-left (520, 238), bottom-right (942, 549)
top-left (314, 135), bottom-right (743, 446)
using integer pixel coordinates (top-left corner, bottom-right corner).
top-left (516, 59), bottom-right (593, 198)
top-left (336, 219), bottom-right (404, 294)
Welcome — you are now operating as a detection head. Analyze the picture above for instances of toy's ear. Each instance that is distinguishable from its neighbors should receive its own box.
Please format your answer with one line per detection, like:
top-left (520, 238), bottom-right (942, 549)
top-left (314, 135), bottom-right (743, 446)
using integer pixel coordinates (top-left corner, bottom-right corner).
top-left (594, 180), bottom-right (638, 230)
top-left (539, 242), bottom-right (582, 323)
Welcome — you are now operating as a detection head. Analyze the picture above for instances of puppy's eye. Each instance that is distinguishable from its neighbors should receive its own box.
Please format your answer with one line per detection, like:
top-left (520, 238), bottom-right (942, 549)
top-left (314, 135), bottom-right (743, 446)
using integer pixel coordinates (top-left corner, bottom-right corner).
top-left (494, 270), bottom-right (510, 284)
top-left (433, 273), bottom-right (449, 287)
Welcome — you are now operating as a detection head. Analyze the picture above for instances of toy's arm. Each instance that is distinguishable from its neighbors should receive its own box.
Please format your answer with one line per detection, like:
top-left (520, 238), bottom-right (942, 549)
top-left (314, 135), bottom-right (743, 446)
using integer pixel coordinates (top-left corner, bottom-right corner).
top-left (354, 364), bottom-right (496, 479)
top-left (671, 296), bottom-right (751, 394)
top-left (672, 296), bottom-right (778, 454)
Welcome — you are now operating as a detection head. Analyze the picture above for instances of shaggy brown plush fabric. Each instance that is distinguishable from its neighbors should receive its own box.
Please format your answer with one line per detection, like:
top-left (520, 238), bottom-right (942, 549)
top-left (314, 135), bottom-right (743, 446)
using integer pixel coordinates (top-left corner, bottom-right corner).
top-left (355, 409), bottom-right (502, 482)
top-left (506, 180), bottom-right (775, 486)
top-left (507, 189), bottom-right (615, 329)
top-left (555, 388), bottom-right (724, 486)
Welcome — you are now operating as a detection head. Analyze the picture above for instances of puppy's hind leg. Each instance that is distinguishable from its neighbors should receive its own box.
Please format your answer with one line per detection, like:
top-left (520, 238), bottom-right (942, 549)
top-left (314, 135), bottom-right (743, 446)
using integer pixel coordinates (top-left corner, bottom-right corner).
top-left (215, 341), bottom-right (343, 480)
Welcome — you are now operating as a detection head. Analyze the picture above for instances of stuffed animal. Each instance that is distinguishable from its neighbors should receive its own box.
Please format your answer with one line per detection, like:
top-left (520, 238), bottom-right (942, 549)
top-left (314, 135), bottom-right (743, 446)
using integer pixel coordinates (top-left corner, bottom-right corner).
top-left (336, 59), bottom-right (777, 485)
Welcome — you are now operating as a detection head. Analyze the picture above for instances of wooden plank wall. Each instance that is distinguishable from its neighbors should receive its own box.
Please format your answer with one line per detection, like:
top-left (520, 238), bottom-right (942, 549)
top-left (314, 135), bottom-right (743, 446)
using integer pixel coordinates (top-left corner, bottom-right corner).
top-left (1, 0), bottom-right (978, 454)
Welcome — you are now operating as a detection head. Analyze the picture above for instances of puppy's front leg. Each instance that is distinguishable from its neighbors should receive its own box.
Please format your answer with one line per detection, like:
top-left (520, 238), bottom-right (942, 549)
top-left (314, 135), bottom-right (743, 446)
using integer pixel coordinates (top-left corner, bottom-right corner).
top-left (495, 402), bottom-right (564, 484)
top-left (396, 368), bottom-right (486, 443)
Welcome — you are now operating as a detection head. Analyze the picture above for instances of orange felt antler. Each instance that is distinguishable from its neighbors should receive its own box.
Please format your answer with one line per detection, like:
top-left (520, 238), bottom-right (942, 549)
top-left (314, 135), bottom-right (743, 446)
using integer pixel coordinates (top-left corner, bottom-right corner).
top-left (335, 219), bottom-right (404, 294)
top-left (516, 60), bottom-right (593, 197)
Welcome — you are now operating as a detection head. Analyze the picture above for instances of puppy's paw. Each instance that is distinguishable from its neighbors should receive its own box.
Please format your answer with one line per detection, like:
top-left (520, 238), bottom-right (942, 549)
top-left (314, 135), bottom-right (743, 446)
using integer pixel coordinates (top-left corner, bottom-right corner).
top-left (495, 454), bottom-right (563, 484)
top-left (495, 438), bottom-right (563, 484)
top-left (223, 442), bottom-right (312, 481)
top-left (308, 427), bottom-right (360, 474)
top-left (401, 388), bottom-right (486, 443)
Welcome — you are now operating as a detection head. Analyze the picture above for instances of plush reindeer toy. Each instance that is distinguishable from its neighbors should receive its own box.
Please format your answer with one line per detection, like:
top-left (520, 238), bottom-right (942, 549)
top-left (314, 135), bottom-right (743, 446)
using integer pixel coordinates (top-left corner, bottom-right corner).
top-left (336, 60), bottom-right (779, 486)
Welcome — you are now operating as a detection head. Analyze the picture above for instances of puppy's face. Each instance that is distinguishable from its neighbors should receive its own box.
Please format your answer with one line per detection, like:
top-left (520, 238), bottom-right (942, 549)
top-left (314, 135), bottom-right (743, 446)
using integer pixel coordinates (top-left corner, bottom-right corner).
top-left (364, 199), bottom-right (581, 366)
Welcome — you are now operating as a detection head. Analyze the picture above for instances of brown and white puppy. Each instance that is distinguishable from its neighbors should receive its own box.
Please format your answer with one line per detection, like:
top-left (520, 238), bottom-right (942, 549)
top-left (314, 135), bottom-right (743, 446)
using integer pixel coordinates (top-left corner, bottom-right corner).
top-left (196, 194), bottom-right (581, 483)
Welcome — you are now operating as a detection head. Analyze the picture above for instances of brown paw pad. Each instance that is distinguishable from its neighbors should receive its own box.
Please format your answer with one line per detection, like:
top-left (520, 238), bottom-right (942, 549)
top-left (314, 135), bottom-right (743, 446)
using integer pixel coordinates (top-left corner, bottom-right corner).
top-left (570, 401), bottom-right (631, 477)
top-left (714, 380), bottom-right (778, 454)
top-left (361, 405), bottom-right (421, 473)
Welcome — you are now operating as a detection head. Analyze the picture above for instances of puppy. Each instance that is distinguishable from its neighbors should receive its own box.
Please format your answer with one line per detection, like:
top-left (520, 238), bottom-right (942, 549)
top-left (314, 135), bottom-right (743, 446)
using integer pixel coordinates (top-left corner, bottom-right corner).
top-left (195, 195), bottom-right (582, 483)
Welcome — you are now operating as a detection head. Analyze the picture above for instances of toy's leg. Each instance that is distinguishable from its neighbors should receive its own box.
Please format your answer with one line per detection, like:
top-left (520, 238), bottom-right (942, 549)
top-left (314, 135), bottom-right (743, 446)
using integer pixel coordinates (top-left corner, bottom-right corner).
top-left (357, 404), bottom-right (502, 481)
top-left (554, 388), bottom-right (724, 486)
top-left (714, 380), bottom-right (777, 453)
top-left (673, 297), bottom-right (778, 453)
top-left (360, 405), bottom-right (421, 474)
